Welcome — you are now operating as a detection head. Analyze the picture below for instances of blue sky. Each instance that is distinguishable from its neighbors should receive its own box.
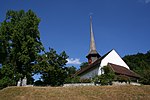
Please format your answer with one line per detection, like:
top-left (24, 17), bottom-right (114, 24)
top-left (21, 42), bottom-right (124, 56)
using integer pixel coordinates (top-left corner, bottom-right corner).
top-left (0, 0), bottom-right (150, 69)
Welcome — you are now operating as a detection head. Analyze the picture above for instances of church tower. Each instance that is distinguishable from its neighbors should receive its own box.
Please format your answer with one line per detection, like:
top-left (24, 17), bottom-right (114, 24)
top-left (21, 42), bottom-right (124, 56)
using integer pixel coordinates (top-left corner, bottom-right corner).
top-left (86, 16), bottom-right (100, 64)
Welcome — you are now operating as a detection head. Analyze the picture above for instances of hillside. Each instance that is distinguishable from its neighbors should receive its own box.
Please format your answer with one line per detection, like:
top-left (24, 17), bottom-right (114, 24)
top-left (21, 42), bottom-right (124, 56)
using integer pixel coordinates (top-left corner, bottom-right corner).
top-left (123, 51), bottom-right (150, 84)
top-left (0, 85), bottom-right (150, 100)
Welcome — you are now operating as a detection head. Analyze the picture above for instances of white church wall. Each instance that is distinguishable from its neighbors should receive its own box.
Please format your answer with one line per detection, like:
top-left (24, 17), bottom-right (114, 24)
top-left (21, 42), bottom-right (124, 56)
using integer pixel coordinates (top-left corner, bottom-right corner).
top-left (80, 67), bottom-right (99, 79)
top-left (98, 49), bottom-right (129, 75)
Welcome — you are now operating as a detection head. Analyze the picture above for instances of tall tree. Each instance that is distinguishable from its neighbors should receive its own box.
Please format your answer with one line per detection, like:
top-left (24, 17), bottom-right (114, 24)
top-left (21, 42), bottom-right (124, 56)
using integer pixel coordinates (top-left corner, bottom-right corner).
top-left (0, 10), bottom-right (43, 87)
top-left (123, 51), bottom-right (150, 85)
top-left (66, 66), bottom-right (76, 77)
top-left (33, 48), bottom-right (69, 86)
top-left (80, 62), bottom-right (88, 69)
top-left (64, 66), bottom-right (77, 83)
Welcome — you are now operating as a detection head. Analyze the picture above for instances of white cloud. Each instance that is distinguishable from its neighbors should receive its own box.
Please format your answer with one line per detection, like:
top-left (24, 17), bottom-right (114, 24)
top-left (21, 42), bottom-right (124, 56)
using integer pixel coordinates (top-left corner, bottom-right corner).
top-left (66, 58), bottom-right (81, 65)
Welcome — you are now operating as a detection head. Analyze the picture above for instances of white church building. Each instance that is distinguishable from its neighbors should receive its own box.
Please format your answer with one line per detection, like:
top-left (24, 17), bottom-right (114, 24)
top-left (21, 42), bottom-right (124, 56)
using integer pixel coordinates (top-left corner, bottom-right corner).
top-left (75, 16), bottom-right (139, 81)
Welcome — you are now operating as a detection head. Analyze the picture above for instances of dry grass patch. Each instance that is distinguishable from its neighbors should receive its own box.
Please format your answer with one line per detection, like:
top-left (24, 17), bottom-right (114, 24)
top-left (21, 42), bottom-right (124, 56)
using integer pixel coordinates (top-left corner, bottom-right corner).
top-left (0, 85), bottom-right (150, 100)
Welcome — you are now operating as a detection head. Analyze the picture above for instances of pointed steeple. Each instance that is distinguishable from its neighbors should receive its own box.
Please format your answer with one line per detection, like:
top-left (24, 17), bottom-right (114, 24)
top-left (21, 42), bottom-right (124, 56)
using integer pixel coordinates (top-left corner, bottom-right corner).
top-left (86, 16), bottom-right (100, 64)
top-left (90, 16), bottom-right (96, 52)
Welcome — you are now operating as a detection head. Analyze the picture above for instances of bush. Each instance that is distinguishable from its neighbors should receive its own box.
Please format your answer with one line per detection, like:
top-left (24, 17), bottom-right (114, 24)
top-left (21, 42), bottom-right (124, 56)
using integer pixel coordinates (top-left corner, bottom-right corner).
top-left (0, 77), bottom-right (15, 89)
top-left (65, 77), bottom-right (92, 83)
top-left (116, 75), bottom-right (130, 83)
top-left (93, 75), bottom-right (113, 85)
top-left (92, 66), bottom-right (115, 85)
top-left (80, 78), bottom-right (91, 83)
top-left (34, 80), bottom-right (44, 86)
top-left (65, 76), bottom-right (80, 83)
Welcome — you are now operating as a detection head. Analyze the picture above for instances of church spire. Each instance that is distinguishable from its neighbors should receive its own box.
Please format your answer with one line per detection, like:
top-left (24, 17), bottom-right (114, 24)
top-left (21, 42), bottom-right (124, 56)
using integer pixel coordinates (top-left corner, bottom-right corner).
top-left (90, 16), bottom-right (96, 51)
top-left (86, 16), bottom-right (100, 64)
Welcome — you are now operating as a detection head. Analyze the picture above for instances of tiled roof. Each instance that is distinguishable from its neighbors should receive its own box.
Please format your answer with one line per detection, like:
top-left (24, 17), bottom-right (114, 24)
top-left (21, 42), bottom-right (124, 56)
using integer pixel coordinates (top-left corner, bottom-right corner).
top-left (74, 58), bottom-right (101, 76)
top-left (108, 63), bottom-right (140, 78)
top-left (74, 49), bottom-right (140, 79)
top-left (74, 50), bottom-right (113, 76)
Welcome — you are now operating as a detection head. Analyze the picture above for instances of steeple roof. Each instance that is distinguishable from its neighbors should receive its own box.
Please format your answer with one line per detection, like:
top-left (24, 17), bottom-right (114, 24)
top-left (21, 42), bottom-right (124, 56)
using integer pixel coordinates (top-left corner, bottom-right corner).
top-left (90, 16), bottom-right (96, 52)
top-left (86, 16), bottom-right (100, 57)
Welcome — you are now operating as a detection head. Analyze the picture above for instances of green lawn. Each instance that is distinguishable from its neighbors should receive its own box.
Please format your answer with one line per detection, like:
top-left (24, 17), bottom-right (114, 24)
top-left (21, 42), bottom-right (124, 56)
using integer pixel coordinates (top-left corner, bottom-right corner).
top-left (0, 85), bottom-right (150, 100)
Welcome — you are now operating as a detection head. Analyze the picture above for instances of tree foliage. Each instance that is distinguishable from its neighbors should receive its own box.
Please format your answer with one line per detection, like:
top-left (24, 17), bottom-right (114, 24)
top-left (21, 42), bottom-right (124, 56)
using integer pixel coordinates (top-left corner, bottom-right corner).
top-left (66, 66), bottom-right (76, 77)
top-left (33, 48), bottom-right (69, 86)
top-left (93, 66), bottom-right (115, 85)
top-left (0, 10), bottom-right (43, 88)
top-left (64, 66), bottom-right (77, 83)
top-left (0, 10), bottom-right (71, 88)
top-left (80, 62), bottom-right (88, 69)
top-left (123, 51), bottom-right (150, 85)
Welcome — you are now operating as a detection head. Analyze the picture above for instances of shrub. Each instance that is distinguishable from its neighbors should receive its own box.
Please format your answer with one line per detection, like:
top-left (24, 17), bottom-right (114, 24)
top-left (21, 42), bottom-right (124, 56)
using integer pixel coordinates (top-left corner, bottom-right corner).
top-left (93, 66), bottom-right (115, 85)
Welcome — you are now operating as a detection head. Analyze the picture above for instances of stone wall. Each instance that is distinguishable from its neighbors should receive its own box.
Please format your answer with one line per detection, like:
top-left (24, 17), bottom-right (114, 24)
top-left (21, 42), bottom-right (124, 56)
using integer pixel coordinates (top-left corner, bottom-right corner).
top-left (112, 81), bottom-right (141, 86)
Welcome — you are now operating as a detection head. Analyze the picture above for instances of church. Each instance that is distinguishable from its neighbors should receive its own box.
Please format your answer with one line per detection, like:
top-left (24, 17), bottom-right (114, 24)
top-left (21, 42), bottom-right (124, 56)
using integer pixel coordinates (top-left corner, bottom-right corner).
top-left (75, 16), bottom-right (139, 82)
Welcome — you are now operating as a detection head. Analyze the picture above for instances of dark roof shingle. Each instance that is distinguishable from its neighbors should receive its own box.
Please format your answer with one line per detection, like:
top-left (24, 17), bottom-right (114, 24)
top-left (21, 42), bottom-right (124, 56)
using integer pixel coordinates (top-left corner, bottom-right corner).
top-left (108, 63), bottom-right (140, 78)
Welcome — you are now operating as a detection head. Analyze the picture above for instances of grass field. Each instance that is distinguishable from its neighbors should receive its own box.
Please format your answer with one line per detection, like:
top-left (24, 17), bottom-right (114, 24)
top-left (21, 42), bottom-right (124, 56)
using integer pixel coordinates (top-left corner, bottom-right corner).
top-left (0, 85), bottom-right (150, 100)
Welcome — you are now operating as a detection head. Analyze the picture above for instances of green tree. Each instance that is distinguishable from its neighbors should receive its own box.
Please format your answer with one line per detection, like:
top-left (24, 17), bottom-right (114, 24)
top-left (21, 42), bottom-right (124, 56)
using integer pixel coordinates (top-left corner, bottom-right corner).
top-left (64, 66), bottom-right (77, 83)
top-left (80, 62), bottom-right (88, 69)
top-left (0, 10), bottom-right (43, 88)
top-left (93, 66), bottom-right (115, 85)
top-left (33, 48), bottom-right (69, 86)
top-left (66, 66), bottom-right (76, 77)
top-left (123, 50), bottom-right (150, 85)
